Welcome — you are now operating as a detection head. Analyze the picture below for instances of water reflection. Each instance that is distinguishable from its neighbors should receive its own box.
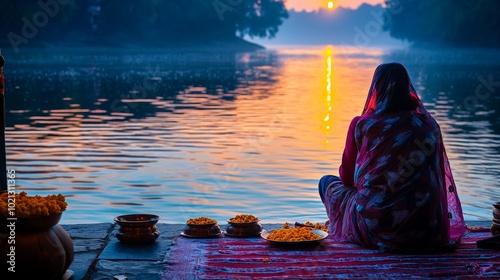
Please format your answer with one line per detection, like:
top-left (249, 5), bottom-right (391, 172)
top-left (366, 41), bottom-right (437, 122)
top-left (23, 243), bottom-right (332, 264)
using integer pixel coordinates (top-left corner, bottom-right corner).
top-left (4, 46), bottom-right (498, 224)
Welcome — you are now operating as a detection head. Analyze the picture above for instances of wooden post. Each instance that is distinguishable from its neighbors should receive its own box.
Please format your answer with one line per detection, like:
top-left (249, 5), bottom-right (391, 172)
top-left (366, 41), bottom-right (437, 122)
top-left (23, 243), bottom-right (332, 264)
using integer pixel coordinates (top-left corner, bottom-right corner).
top-left (0, 54), bottom-right (6, 191)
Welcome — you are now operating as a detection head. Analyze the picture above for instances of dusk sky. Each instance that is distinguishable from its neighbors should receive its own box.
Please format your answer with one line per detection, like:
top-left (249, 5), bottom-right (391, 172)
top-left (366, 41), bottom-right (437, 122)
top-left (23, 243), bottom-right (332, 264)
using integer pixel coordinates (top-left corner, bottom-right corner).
top-left (285, 0), bottom-right (385, 11)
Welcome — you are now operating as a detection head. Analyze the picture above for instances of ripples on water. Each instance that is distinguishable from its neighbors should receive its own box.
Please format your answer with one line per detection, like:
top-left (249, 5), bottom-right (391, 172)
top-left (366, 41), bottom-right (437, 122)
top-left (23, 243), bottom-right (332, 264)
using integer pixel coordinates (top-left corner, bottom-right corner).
top-left (4, 46), bottom-right (499, 224)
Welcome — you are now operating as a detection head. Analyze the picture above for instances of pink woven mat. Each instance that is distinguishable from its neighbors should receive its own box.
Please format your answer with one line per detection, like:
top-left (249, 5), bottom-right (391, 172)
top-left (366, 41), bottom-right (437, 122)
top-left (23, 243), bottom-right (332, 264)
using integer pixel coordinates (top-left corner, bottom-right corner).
top-left (164, 230), bottom-right (500, 279)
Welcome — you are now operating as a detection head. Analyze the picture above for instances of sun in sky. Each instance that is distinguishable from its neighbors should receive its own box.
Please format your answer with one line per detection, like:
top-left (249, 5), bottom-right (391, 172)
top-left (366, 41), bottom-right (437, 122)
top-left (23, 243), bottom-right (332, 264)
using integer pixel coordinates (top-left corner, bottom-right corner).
top-left (285, 0), bottom-right (385, 11)
top-left (327, 1), bottom-right (338, 10)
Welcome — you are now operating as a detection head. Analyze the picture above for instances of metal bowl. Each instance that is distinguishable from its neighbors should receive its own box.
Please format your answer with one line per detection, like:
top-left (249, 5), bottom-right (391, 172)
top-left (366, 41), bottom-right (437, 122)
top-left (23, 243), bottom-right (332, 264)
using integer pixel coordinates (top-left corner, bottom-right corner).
top-left (114, 214), bottom-right (160, 244)
top-left (225, 220), bottom-right (262, 237)
top-left (183, 222), bottom-right (221, 237)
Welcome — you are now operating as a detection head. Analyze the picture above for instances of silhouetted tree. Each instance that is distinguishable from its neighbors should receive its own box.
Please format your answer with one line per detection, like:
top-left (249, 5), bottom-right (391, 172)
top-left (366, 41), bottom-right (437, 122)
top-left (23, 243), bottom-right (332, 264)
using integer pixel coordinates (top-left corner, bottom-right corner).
top-left (384, 0), bottom-right (500, 48)
top-left (0, 0), bottom-right (288, 49)
top-left (231, 0), bottom-right (289, 39)
top-left (98, 0), bottom-right (288, 44)
top-left (0, 0), bottom-right (77, 47)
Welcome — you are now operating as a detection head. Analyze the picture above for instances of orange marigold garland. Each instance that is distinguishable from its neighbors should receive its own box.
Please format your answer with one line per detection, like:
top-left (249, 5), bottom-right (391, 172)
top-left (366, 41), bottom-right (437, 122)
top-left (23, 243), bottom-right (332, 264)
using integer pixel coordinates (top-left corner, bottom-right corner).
top-left (0, 191), bottom-right (67, 218)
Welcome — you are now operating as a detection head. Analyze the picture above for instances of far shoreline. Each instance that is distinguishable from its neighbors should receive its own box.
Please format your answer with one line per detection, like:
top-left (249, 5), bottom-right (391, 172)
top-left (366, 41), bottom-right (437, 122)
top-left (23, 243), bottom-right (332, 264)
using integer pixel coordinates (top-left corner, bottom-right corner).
top-left (0, 37), bottom-right (265, 56)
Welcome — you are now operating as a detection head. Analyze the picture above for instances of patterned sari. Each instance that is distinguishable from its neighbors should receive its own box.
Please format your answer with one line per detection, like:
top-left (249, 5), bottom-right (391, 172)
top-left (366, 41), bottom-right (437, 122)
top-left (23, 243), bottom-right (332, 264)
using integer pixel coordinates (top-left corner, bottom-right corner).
top-left (319, 63), bottom-right (467, 252)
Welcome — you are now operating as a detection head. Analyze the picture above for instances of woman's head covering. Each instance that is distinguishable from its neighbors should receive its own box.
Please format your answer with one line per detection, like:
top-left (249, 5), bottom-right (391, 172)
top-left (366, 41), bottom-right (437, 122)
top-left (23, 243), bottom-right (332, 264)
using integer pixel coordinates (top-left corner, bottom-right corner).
top-left (360, 62), bottom-right (467, 243)
top-left (362, 62), bottom-right (422, 115)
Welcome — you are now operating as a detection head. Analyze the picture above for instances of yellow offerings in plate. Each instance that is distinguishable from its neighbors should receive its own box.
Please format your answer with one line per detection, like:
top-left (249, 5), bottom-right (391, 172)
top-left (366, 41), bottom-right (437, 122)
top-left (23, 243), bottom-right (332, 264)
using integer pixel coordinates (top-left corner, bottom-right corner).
top-left (186, 216), bottom-right (217, 225)
top-left (306, 221), bottom-right (328, 232)
top-left (267, 227), bottom-right (323, 242)
top-left (0, 191), bottom-right (67, 218)
top-left (229, 214), bottom-right (259, 223)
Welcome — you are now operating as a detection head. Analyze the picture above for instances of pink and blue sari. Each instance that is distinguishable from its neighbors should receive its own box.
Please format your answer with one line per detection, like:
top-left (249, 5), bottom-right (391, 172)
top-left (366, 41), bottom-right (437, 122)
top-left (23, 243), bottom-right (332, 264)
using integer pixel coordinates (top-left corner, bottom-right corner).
top-left (319, 63), bottom-right (467, 252)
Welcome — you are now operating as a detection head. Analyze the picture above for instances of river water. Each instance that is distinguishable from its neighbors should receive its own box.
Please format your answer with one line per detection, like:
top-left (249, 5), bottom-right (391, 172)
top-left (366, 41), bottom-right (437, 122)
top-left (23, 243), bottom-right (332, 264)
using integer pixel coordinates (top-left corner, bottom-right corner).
top-left (4, 45), bottom-right (499, 224)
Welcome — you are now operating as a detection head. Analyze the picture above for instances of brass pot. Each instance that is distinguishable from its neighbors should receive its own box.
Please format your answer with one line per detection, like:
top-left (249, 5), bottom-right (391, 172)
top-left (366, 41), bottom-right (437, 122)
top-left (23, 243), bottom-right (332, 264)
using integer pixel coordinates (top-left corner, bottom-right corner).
top-left (0, 213), bottom-right (73, 280)
top-left (114, 214), bottom-right (160, 244)
top-left (225, 220), bottom-right (263, 237)
top-left (183, 222), bottom-right (221, 237)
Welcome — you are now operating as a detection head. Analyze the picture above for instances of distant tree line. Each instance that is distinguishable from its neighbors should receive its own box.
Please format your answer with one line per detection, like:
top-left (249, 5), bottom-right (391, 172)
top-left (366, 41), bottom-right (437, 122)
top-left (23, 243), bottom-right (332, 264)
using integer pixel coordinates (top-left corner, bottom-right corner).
top-left (384, 0), bottom-right (500, 48)
top-left (0, 0), bottom-right (288, 50)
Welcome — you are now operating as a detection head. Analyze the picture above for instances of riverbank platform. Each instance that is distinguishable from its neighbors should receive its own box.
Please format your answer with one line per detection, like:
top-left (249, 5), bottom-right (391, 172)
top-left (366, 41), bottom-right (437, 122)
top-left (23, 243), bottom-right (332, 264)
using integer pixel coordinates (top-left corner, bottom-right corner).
top-left (54, 221), bottom-right (500, 279)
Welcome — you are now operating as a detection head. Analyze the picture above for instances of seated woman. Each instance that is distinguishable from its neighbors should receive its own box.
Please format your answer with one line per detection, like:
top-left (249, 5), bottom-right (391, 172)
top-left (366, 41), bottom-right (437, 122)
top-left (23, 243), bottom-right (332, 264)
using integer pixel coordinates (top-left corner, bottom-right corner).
top-left (318, 62), bottom-right (467, 253)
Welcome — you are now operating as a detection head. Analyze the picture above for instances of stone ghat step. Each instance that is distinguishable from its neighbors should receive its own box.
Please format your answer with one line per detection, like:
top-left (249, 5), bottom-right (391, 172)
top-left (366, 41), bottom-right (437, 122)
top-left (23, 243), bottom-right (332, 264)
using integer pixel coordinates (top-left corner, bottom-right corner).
top-left (60, 221), bottom-right (498, 280)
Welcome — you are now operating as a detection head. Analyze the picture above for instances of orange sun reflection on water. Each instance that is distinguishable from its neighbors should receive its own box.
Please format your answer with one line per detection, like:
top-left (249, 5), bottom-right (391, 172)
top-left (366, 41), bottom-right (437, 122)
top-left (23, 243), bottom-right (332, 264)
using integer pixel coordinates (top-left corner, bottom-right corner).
top-left (324, 47), bottom-right (333, 142)
top-left (252, 45), bottom-right (382, 171)
top-left (318, 46), bottom-right (380, 151)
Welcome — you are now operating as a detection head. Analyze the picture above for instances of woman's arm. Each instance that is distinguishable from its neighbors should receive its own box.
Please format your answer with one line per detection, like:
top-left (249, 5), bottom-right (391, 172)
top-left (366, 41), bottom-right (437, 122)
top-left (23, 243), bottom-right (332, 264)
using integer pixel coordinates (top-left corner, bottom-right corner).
top-left (339, 116), bottom-right (360, 186)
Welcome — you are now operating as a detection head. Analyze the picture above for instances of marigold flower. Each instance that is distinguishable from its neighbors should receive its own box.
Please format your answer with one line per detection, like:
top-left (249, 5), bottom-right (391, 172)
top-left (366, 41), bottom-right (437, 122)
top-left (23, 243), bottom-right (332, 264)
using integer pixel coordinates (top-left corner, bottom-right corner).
top-left (0, 191), bottom-right (67, 218)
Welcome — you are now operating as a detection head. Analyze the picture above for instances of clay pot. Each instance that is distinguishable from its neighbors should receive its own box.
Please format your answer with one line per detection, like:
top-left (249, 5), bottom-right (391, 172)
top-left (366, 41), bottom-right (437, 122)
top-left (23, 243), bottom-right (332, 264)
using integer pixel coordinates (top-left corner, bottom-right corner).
top-left (0, 213), bottom-right (74, 279)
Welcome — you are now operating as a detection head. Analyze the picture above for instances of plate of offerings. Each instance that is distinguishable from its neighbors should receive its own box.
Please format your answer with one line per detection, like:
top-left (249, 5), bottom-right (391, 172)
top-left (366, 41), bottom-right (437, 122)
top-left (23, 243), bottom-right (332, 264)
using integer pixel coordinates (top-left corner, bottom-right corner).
top-left (261, 222), bottom-right (328, 246)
